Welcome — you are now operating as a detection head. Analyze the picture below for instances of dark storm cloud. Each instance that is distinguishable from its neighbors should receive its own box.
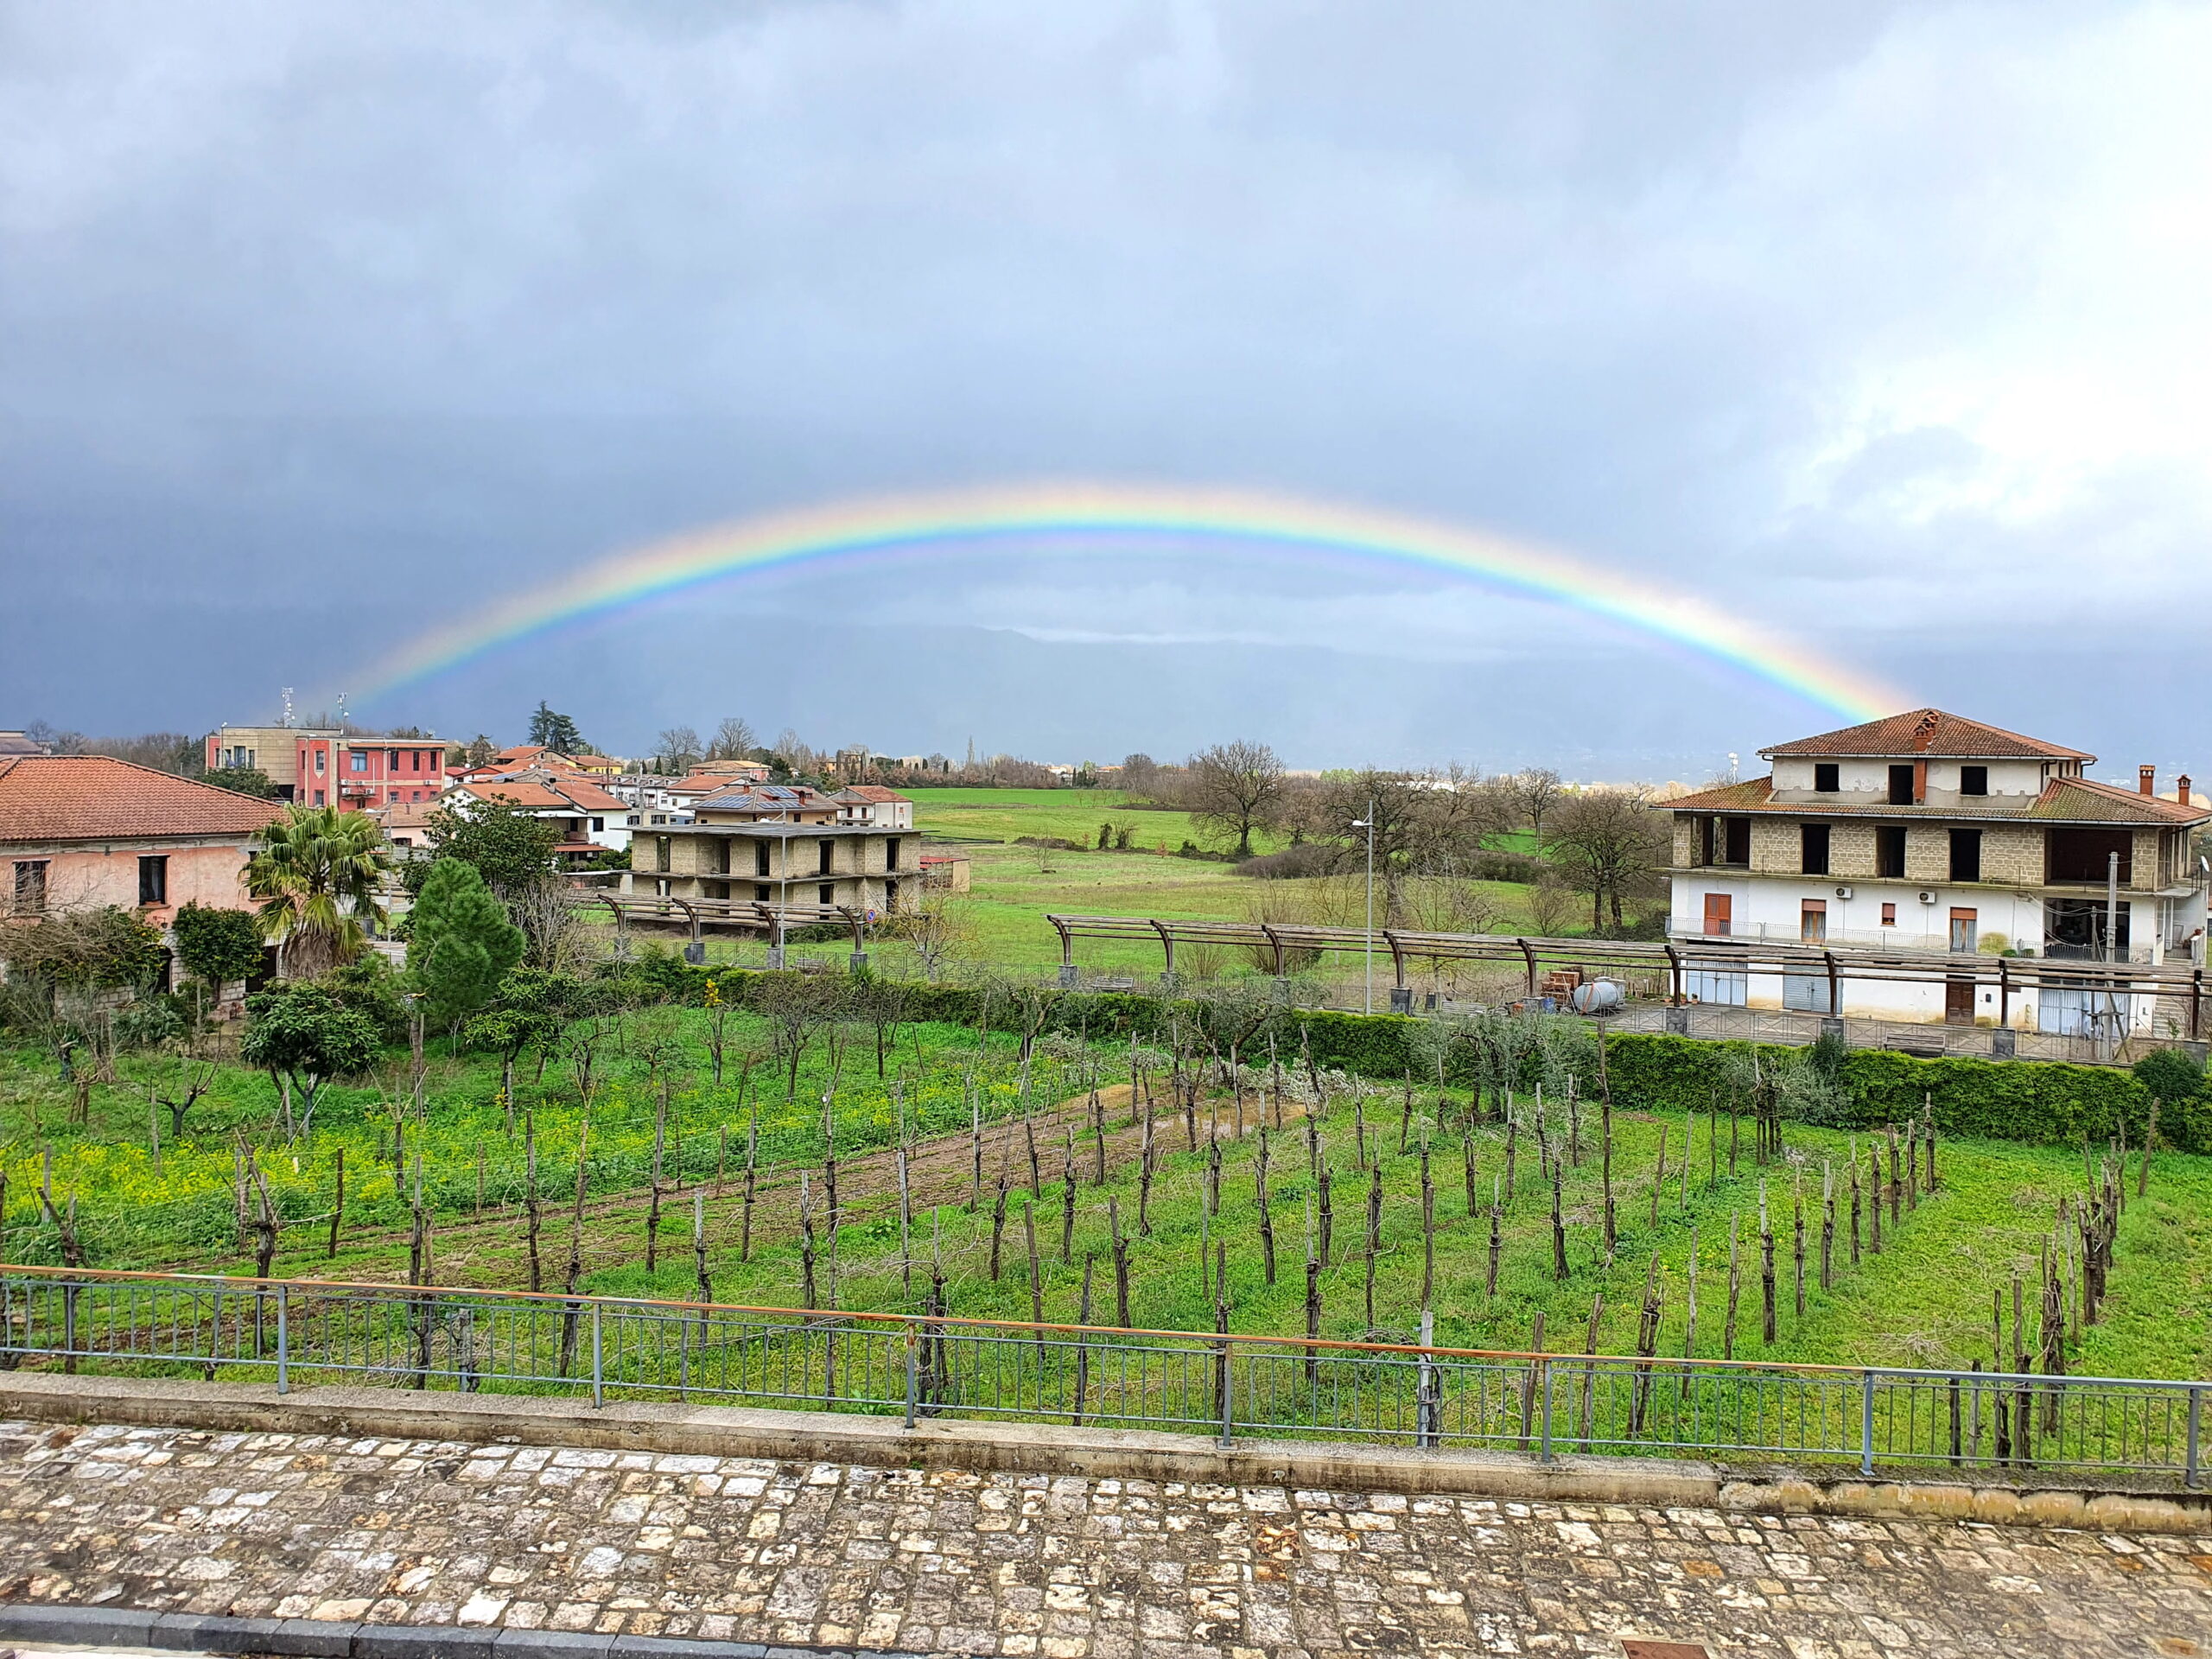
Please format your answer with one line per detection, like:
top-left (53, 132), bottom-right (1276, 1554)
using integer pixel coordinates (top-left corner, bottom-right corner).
top-left (3, 0), bottom-right (2207, 772)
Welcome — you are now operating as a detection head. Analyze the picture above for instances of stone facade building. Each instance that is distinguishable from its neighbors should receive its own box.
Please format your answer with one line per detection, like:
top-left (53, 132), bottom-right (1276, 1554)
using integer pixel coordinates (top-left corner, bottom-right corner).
top-left (1662, 709), bottom-right (2209, 1029)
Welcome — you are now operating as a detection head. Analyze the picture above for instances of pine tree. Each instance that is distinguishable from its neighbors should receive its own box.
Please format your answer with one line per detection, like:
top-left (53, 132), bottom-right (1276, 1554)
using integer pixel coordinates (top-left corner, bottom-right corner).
top-left (407, 858), bottom-right (524, 1026)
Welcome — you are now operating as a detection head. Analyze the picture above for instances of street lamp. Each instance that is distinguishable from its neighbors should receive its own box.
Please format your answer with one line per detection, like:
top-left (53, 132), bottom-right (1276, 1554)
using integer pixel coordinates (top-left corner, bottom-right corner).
top-left (1351, 800), bottom-right (1376, 1014)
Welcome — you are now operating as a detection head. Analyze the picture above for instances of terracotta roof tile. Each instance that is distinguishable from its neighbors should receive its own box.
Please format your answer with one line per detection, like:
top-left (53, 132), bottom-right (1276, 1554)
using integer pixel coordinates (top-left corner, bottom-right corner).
top-left (1759, 709), bottom-right (2094, 761)
top-left (0, 755), bottom-right (280, 843)
top-left (1661, 772), bottom-right (2209, 827)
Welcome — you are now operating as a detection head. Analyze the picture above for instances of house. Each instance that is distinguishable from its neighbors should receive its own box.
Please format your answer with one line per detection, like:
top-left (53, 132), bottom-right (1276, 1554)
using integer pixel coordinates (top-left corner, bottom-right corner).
top-left (374, 799), bottom-right (442, 859)
top-left (831, 785), bottom-right (915, 830)
top-left (444, 772), bottom-right (632, 860)
top-left (207, 726), bottom-right (448, 810)
top-left (1662, 709), bottom-right (2211, 1030)
top-left (0, 732), bottom-right (48, 758)
top-left (684, 784), bottom-right (838, 823)
top-left (607, 773), bottom-right (690, 823)
top-left (1, 755), bottom-right (277, 987)
top-left (632, 784), bottom-right (921, 919)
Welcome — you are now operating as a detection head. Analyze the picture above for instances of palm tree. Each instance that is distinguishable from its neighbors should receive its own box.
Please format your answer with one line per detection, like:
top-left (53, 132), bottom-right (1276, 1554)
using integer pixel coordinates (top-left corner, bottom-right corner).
top-left (245, 804), bottom-right (394, 978)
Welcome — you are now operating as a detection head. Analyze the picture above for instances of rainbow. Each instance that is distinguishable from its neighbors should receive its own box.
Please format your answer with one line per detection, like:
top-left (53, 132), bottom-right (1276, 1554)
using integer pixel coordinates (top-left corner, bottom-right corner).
top-left (358, 481), bottom-right (1905, 720)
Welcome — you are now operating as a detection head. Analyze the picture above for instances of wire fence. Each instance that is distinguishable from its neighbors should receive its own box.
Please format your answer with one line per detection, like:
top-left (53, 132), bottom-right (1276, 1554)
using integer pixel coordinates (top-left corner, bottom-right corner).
top-left (0, 1266), bottom-right (2201, 1486)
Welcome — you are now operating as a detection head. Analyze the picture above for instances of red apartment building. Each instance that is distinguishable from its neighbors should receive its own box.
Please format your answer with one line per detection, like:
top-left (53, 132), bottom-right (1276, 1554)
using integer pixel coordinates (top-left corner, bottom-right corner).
top-left (206, 728), bottom-right (447, 810)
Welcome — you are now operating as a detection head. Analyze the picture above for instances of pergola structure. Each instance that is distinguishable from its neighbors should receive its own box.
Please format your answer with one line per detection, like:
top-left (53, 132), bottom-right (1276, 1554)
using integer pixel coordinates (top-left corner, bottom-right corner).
top-left (1040, 912), bottom-right (2210, 1038)
top-left (584, 893), bottom-right (875, 965)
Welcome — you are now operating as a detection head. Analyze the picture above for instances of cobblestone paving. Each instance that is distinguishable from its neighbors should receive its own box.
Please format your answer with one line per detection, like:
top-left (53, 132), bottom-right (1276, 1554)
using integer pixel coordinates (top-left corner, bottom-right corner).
top-left (0, 1421), bottom-right (2205, 1657)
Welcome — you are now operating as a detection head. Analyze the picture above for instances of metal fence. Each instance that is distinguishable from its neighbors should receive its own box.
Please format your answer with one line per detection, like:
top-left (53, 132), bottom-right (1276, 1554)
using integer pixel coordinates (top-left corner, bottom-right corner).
top-left (0, 1267), bottom-right (2201, 1486)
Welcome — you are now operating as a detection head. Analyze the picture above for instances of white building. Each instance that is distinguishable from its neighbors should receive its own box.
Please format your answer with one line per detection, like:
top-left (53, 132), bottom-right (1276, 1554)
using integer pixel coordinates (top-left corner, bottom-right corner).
top-left (831, 785), bottom-right (915, 830)
top-left (1662, 709), bottom-right (2209, 1032)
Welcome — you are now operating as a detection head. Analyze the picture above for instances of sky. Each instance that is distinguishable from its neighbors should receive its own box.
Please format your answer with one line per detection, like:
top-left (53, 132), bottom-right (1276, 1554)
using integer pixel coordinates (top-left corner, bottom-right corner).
top-left (3, 0), bottom-right (2209, 781)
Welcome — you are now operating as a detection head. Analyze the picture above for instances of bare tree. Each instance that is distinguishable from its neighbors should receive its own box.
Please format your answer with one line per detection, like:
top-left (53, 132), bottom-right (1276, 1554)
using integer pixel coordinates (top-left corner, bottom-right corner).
top-left (709, 717), bottom-right (758, 761)
top-left (886, 889), bottom-right (976, 982)
top-left (1541, 787), bottom-right (1668, 933)
top-left (1511, 768), bottom-right (1565, 839)
top-left (1186, 741), bottom-right (1287, 857)
top-left (656, 726), bottom-right (703, 774)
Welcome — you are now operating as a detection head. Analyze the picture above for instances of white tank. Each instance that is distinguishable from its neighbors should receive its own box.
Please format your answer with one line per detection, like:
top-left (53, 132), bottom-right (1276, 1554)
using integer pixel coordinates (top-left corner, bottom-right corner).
top-left (1570, 978), bottom-right (1625, 1014)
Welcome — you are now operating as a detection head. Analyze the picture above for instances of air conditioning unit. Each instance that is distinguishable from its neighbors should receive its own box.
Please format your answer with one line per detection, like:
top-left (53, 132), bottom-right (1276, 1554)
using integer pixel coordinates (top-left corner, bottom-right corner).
top-left (1917, 891), bottom-right (1937, 905)
top-left (1834, 885), bottom-right (1853, 900)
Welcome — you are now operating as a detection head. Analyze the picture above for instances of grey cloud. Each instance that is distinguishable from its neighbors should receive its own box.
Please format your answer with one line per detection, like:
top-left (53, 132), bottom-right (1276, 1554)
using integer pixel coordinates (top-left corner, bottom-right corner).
top-left (3, 0), bottom-right (2207, 772)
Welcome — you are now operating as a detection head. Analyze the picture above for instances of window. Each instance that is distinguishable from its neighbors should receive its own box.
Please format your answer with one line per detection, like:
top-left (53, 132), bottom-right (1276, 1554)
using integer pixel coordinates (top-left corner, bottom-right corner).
top-left (1698, 817), bottom-right (1717, 865)
top-left (755, 883), bottom-right (771, 900)
top-left (652, 836), bottom-right (671, 873)
top-left (1801, 899), bottom-right (1827, 943)
top-left (1948, 907), bottom-right (1977, 953)
top-left (387, 749), bottom-right (400, 770)
top-left (885, 878), bottom-right (899, 910)
top-left (1701, 892), bottom-right (1732, 936)
top-left (818, 839), bottom-right (835, 874)
top-left (819, 882), bottom-right (836, 907)
top-left (754, 842), bottom-right (772, 877)
top-left (313, 789), bottom-right (326, 806)
top-left (349, 750), bottom-right (367, 773)
top-left (590, 817), bottom-right (604, 833)
top-left (137, 855), bottom-right (168, 905)
top-left (1813, 763), bottom-right (1840, 793)
top-left (626, 814), bottom-right (640, 827)
top-left (1960, 765), bottom-right (1988, 797)
top-left (2047, 826), bottom-right (2132, 885)
top-left (886, 836), bottom-right (900, 871)
top-left (13, 860), bottom-right (49, 913)
top-left (1800, 823), bottom-right (1830, 875)
top-left (1722, 817), bottom-right (1751, 864)
top-left (655, 878), bottom-right (671, 897)
top-left (1876, 825), bottom-right (1907, 878)
top-left (314, 749), bottom-right (326, 773)
top-left (1887, 764), bottom-right (1915, 805)
top-left (1880, 902), bottom-right (1897, 925)
top-left (1948, 828), bottom-right (1982, 882)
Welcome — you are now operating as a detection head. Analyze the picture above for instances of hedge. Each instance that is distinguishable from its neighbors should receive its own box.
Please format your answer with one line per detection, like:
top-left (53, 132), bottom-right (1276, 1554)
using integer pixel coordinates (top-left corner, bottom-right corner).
top-left (1600, 1032), bottom-right (2209, 1155)
top-left (603, 956), bottom-right (2209, 1155)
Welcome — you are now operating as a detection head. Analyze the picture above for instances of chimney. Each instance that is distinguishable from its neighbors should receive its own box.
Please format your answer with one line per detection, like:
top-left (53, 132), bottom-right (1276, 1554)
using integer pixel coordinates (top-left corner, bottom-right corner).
top-left (2140, 765), bottom-right (2156, 797)
top-left (2181, 775), bottom-right (2194, 807)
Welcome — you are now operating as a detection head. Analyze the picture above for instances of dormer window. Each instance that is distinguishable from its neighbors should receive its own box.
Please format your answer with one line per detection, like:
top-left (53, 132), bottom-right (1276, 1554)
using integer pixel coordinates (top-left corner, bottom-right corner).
top-left (1960, 766), bottom-right (1988, 797)
top-left (1813, 763), bottom-right (1839, 793)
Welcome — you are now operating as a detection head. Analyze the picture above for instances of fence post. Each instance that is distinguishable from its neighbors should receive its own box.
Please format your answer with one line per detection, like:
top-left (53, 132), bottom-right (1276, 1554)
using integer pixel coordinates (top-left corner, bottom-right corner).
top-left (62, 1280), bottom-right (77, 1377)
top-left (905, 1325), bottom-right (919, 1431)
top-left (1416, 1310), bottom-right (1438, 1450)
top-left (1539, 1359), bottom-right (1554, 1465)
top-left (1217, 1339), bottom-right (1233, 1449)
top-left (2188, 1387), bottom-right (2202, 1490)
top-left (1860, 1371), bottom-right (1877, 1476)
top-left (590, 1302), bottom-right (604, 1409)
top-left (276, 1284), bottom-right (289, 1395)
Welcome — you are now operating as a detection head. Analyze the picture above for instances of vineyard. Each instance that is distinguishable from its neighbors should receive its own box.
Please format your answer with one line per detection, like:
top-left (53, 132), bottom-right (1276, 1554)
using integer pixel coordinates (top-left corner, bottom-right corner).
top-left (2, 972), bottom-right (2205, 1390)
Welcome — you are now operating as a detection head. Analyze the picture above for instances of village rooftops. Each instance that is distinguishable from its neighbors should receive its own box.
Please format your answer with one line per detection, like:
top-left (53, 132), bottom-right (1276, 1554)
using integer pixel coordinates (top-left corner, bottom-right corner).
top-left (452, 772), bottom-right (627, 815)
top-left (0, 755), bottom-right (280, 843)
top-left (1759, 709), bottom-right (2094, 763)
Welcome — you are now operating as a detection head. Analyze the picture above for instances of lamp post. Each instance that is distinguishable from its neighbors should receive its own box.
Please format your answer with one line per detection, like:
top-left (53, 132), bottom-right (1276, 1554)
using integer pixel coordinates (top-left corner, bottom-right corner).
top-left (1351, 800), bottom-right (1376, 1014)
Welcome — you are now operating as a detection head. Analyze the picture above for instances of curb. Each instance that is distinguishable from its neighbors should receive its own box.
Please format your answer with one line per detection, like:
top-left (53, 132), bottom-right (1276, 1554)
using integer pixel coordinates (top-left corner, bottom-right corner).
top-left (0, 1602), bottom-right (935, 1659)
top-left (0, 1370), bottom-right (2207, 1536)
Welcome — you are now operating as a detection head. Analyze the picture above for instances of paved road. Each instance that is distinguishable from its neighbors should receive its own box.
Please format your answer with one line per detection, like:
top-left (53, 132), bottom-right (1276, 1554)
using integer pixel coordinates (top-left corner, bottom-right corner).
top-left (0, 1420), bottom-right (2204, 1657)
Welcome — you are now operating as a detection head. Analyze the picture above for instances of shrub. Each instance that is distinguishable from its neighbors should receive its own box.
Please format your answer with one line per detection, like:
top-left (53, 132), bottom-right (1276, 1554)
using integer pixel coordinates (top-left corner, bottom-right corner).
top-left (1238, 845), bottom-right (1346, 880)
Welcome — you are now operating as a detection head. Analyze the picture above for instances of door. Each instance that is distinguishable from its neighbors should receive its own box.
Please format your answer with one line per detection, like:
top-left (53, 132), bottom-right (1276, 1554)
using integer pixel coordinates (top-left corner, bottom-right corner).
top-left (1702, 893), bottom-right (1732, 936)
top-left (1945, 977), bottom-right (1974, 1025)
top-left (1800, 899), bottom-right (1827, 943)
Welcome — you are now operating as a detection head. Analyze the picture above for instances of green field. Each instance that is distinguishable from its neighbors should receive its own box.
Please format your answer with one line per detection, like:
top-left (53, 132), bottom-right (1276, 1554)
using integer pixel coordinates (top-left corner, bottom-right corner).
top-left (0, 996), bottom-right (2199, 1382)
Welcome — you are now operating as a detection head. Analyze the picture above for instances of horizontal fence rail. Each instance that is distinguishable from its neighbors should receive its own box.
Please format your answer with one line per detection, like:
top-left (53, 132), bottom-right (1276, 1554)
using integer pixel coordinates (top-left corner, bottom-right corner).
top-left (0, 1266), bottom-right (2202, 1487)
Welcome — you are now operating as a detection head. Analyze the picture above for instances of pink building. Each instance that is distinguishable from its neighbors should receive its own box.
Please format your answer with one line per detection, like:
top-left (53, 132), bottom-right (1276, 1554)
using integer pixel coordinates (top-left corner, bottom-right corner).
top-left (1, 756), bottom-right (277, 982)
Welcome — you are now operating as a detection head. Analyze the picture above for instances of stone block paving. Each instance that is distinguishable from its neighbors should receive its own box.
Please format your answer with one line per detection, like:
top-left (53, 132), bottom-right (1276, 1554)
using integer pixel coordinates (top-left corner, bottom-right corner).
top-left (0, 1420), bottom-right (2204, 1656)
